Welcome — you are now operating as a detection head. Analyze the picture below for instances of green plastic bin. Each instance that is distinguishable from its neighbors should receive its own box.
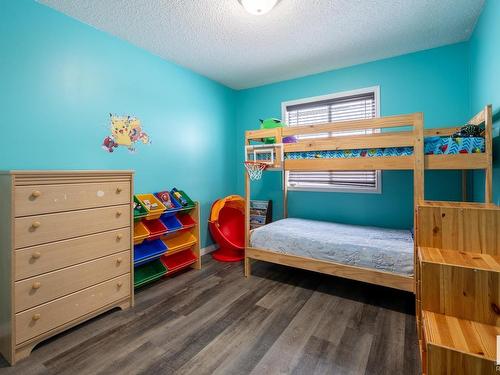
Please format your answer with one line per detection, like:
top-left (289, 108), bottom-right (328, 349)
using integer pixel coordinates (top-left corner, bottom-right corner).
top-left (134, 196), bottom-right (148, 222)
top-left (171, 189), bottom-right (195, 210)
top-left (134, 260), bottom-right (167, 288)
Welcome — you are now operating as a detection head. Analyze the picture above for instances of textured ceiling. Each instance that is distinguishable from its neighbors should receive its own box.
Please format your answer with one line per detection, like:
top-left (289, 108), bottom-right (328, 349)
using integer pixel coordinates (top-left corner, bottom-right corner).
top-left (39, 0), bottom-right (484, 89)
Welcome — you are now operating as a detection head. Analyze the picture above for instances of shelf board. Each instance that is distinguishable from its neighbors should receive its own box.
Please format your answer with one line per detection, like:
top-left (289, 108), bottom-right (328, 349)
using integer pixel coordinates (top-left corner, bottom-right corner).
top-left (423, 310), bottom-right (500, 361)
top-left (167, 205), bottom-right (195, 213)
top-left (419, 200), bottom-right (499, 210)
top-left (419, 247), bottom-right (500, 272)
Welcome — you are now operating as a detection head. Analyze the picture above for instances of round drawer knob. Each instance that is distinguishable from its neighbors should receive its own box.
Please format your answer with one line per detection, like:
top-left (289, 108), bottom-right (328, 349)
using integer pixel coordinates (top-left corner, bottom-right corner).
top-left (116, 258), bottom-right (123, 264)
top-left (116, 211), bottom-right (122, 217)
top-left (32, 282), bottom-right (41, 290)
top-left (32, 314), bottom-right (41, 321)
top-left (117, 281), bottom-right (123, 288)
top-left (31, 221), bottom-right (41, 229)
top-left (31, 252), bottom-right (41, 259)
top-left (31, 190), bottom-right (42, 198)
top-left (116, 234), bottom-right (123, 240)
top-left (116, 187), bottom-right (123, 194)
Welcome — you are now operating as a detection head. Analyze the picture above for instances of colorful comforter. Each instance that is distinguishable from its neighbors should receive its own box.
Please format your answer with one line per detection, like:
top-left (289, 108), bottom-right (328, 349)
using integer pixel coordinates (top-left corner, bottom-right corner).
top-left (284, 136), bottom-right (484, 160)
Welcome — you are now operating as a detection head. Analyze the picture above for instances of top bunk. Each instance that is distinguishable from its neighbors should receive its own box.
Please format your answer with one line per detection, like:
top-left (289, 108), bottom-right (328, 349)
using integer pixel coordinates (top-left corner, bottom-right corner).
top-left (244, 105), bottom-right (492, 172)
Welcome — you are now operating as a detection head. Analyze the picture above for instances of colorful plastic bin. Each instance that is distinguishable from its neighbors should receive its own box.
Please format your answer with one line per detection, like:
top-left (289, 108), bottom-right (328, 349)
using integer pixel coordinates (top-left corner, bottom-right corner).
top-left (160, 214), bottom-right (183, 232)
top-left (161, 249), bottom-right (197, 275)
top-left (170, 189), bottom-right (195, 210)
top-left (178, 213), bottom-right (196, 229)
top-left (134, 260), bottom-right (167, 288)
top-left (162, 232), bottom-right (197, 256)
top-left (134, 196), bottom-right (148, 222)
top-left (136, 193), bottom-right (166, 220)
top-left (154, 191), bottom-right (182, 216)
top-left (134, 221), bottom-right (150, 245)
top-left (143, 219), bottom-right (167, 240)
top-left (134, 239), bottom-right (168, 266)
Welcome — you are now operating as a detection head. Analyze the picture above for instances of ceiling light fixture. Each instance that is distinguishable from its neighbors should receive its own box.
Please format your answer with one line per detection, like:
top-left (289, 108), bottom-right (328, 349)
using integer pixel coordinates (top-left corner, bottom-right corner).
top-left (240, 0), bottom-right (278, 15)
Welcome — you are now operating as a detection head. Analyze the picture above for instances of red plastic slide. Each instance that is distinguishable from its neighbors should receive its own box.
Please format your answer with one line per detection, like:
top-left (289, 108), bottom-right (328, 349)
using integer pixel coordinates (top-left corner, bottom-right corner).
top-left (209, 195), bottom-right (245, 262)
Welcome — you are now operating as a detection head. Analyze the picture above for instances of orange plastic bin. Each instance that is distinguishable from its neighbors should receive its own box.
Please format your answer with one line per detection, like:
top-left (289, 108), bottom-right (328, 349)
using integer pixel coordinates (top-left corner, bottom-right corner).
top-left (134, 221), bottom-right (150, 245)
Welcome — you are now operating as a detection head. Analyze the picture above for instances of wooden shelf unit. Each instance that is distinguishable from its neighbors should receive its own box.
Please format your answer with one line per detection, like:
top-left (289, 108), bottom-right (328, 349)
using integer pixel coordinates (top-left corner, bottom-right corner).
top-left (133, 197), bottom-right (201, 289)
top-left (419, 247), bottom-right (500, 272)
top-left (417, 202), bottom-right (500, 374)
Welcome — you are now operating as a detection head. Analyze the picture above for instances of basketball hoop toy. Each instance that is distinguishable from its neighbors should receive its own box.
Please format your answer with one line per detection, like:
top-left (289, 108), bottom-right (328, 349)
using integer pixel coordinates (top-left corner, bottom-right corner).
top-left (244, 161), bottom-right (268, 181)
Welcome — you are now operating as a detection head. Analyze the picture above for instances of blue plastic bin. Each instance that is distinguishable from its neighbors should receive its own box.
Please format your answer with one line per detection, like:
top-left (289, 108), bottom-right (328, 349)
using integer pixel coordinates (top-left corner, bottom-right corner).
top-left (160, 214), bottom-right (183, 232)
top-left (154, 191), bottom-right (182, 217)
top-left (134, 239), bottom-right (168, 266)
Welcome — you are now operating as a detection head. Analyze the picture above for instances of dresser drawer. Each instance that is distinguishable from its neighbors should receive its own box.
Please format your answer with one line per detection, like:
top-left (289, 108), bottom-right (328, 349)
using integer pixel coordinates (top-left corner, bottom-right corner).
top-left (15, 228), bottom-right (130, 280)
top-left (15, 250), bottom-right (130, 312)
top-left (15, 274), bottom-right (130, 345)
top-left (14, 181), bottom-right (130, 217)
top-left (14, 205), bottom-right (131, 249)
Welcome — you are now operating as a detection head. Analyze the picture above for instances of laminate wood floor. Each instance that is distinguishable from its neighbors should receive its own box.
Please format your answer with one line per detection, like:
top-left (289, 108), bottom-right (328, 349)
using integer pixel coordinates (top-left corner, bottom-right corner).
top-left (0, 255), bottom-right (420, 375)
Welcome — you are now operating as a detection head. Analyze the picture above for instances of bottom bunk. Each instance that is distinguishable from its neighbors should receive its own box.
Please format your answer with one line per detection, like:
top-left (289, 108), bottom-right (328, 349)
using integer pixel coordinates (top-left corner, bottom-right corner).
top-left (246, 218), bottom-right (415, 292)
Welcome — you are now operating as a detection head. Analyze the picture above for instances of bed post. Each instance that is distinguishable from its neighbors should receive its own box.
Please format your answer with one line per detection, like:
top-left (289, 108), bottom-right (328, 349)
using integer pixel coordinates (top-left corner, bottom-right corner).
top-left (484, 105), bottom-right (493, 203)
top-left (244, 157), bottom-right (251, 277)
top-left (461, 170), bottom-right (468, 201)
top-left (413, 113), bottom-right (425, 206)
top-left (283, 170), bottom-right (288, 218)
top-left (276, 128), bottom-right (288, 219)
top-left (413, 112), bottom-right (424, 297)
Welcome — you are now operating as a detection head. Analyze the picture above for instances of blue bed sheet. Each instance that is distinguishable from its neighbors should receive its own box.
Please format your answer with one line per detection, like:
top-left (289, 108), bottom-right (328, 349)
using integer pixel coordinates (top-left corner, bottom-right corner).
top-left (250, 218), bottom-right (414, 276)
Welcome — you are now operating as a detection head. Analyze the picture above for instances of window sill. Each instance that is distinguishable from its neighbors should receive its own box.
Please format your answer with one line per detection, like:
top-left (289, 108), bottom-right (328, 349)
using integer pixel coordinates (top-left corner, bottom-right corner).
top-left (287, 185), bottom-right (382, 194)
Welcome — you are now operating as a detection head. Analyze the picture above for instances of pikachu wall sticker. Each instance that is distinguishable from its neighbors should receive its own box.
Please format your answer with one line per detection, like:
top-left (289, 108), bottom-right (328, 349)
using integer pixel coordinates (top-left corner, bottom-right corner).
top-left (102, 114), bottom-right (151, 153)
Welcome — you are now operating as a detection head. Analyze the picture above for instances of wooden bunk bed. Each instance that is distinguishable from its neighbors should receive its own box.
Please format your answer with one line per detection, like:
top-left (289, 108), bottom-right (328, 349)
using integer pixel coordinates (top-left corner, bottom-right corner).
top-left (243, 105), bottom-right (493, 294)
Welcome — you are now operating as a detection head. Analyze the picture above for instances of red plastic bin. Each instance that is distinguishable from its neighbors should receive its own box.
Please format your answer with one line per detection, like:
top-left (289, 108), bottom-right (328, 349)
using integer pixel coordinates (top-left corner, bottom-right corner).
top-left (161, 250), bottom-right (197, 275)
top-left (143, 219), bottom-right (167, 240)
top-left (177, 213), bottom-right (196, 229)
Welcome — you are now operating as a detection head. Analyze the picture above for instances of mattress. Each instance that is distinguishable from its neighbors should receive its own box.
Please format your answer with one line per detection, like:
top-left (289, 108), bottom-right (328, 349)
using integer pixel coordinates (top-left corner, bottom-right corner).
top-left (284, 136), bottom-right (484, 160)
top-left (250, 218), bottom-right (414, 276)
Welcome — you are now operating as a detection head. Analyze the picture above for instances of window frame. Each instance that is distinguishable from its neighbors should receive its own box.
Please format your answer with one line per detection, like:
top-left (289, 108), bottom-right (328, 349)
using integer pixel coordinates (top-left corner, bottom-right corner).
top-left (281, 86), bottom-right (382, 194)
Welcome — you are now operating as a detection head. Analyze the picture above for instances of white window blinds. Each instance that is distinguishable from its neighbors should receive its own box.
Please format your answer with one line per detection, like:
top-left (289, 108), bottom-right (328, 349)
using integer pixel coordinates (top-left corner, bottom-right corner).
top-left (285, 91), bottom-right (380, 192)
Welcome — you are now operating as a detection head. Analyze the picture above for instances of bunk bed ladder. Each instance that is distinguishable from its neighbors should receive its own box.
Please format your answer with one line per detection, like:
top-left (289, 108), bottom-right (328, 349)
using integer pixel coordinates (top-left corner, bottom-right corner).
top-left (416, 105), bottom-right (497, 375)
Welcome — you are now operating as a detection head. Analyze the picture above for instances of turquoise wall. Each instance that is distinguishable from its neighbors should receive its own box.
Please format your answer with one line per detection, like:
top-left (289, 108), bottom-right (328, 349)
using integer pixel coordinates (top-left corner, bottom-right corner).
top-left (236, 44), bottom-right (471, 229)
top-left (1, 0), bottom-right (496, 242)
top-left (469, 0), bottom-right (500, 204)
top-left (0, 0), bottom-right (237, 247)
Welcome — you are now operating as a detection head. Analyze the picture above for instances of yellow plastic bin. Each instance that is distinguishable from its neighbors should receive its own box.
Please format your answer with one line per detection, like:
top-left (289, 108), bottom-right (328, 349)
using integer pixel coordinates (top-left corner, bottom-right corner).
top-left (162, 231), bottom-right (197, 256)
top-left (136, 193), bottom-right (166, 220)
top-left (134, 221), bottom-right (150, 245)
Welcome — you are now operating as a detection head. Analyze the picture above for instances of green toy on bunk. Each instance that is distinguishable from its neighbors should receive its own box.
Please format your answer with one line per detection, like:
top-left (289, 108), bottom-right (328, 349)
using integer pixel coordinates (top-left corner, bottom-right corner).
top-left (260, 118), bottom-right (284, 144)
top-left (259, 118), bottom-right (298, 144)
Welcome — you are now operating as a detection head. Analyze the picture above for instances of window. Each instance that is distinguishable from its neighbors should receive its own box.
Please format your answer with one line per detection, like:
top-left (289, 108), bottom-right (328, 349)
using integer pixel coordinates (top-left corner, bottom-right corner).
top-left (282, 86), bottom-right (381, 193)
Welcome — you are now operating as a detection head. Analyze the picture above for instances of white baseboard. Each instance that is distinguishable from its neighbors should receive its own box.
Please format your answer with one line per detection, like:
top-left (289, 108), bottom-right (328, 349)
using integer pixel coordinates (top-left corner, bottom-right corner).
top-left (201, 244), bottom-right (219, 256)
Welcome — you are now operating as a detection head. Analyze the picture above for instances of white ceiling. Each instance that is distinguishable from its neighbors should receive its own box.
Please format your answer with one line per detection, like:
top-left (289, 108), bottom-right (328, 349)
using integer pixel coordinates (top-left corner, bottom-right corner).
top-left (39, 0), bottom-right (484, 90)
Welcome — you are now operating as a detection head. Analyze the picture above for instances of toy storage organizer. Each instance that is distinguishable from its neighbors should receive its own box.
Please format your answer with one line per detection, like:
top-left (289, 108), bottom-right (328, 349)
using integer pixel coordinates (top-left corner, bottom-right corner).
top-left (133, 189), bottom-right (200, 288)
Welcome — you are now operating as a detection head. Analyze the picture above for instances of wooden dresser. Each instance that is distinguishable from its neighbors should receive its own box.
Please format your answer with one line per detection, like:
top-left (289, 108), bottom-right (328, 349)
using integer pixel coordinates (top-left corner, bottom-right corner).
top-left (0, 171), bottom-right (134, 365)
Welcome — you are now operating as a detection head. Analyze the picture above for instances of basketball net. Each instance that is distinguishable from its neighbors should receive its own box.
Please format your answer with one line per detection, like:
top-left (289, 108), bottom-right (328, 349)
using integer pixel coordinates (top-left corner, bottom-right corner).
top-left (244, 161), bottom-right (268, 181)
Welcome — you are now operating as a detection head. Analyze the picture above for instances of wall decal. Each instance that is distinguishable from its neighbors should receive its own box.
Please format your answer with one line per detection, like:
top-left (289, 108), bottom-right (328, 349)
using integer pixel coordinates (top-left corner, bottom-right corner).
top-left (102, 114), bottom-right (150, 153)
